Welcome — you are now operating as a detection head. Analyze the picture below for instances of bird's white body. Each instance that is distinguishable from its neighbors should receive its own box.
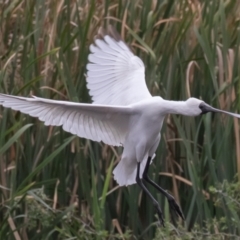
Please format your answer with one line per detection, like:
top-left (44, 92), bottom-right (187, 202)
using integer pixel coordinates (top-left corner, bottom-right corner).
top-left (114, 97), bottom-right (163, 185)
top-left (0, 26), bottom-right (239, 188)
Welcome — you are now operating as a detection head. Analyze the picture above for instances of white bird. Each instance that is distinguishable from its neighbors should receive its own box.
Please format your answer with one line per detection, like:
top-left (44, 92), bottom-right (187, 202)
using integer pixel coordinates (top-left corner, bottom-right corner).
top-left (1, 26), bottom-right (240, 225)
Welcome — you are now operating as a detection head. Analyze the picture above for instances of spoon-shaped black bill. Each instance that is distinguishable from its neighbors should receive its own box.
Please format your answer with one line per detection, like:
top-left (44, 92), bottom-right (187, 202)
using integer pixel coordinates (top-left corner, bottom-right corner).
top-left (200, 102), bottom-right (240, 118)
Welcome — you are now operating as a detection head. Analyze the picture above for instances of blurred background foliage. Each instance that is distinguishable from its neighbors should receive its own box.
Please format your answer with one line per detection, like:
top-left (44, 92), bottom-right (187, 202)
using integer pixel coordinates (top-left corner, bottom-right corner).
top-left (0, 0), bottom-right (240, 239)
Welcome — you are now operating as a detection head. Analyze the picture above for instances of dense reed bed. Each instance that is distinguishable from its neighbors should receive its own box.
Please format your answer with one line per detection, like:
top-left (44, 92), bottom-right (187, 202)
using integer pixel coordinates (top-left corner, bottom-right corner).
top-left (0, 0), bottom-right (240, 239)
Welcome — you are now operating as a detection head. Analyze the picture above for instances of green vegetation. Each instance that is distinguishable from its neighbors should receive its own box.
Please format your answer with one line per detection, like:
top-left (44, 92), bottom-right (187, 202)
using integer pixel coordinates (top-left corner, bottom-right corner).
top-left (1, 0), bottom-right (240, 239)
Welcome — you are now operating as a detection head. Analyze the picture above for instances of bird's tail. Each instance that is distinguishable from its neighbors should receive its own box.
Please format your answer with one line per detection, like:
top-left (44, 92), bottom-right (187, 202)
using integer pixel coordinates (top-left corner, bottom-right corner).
top-left (113, 154), bottom-right (155, 186)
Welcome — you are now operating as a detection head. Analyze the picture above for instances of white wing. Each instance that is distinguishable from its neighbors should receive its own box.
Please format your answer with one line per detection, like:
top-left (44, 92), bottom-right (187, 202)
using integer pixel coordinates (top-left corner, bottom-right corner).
top-left (86, 26), bottom-right (152, 106)
top-left (0, 94), bottom-right (132, 146)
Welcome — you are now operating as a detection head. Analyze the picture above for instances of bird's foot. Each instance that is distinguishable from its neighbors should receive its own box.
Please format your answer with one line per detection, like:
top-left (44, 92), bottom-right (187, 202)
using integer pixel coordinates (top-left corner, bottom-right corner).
top-left (168, 196), bottom-right (185, 220)
top-left (154, 204), bottom-right (165, 227)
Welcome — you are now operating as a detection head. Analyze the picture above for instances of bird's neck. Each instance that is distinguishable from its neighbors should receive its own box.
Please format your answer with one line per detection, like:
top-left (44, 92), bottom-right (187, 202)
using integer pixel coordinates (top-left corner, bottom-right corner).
top-left (161, 100), bottom-right (193, 116)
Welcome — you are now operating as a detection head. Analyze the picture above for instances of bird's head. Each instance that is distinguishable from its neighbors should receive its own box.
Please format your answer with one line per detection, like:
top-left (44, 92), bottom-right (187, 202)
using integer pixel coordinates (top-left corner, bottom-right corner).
top-left (186, 97), bottom-right (240, 118)
top-left (185, 98), bottom-right (204, 116)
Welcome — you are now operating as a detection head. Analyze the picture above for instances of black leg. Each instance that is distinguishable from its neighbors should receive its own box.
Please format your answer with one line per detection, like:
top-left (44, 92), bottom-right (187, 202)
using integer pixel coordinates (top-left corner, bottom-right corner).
top-left (136, 161), bottom-right (165, 226)
top-left (143, 156), bottom-right (185, 221)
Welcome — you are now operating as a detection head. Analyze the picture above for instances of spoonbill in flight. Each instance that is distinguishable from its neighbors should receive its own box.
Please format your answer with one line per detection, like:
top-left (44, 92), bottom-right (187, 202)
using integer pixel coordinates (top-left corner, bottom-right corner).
top-left (0, 26), bottom-right (240, 226)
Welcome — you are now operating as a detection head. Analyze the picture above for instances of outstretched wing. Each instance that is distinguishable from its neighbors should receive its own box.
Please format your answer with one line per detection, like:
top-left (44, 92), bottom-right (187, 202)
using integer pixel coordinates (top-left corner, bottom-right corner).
top-left (0, 94), bottom-right (132, 146)
top-left (86, 26), bottom-right (152, 106)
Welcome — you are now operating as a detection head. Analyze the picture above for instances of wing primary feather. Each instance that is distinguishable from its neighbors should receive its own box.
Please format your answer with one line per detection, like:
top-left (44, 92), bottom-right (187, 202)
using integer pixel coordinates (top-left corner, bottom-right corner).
top-left (69, 111), bottom-right (77, 132)
top-left (86, 115), bottom-right (93, 140)
top-left (62, 110), bottom-right (73, 132)
top-left (91, 117), bottom-right (98, 141)
top-left (99, 119), bottom-right (110, 145)
top-left (70, 111), bottom-right (78, 135)
top-left (77, 114), bottom-right (85, 138)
